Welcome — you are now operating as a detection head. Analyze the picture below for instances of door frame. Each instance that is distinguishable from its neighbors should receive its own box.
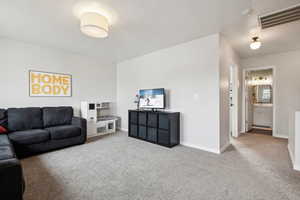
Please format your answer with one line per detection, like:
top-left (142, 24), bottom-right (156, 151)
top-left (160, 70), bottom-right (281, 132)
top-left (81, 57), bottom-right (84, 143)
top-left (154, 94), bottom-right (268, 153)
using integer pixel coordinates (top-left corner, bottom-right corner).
top-left (242, 66), bottom-right (276, 136)
top-left (230, 65), bottom-right (239, 138)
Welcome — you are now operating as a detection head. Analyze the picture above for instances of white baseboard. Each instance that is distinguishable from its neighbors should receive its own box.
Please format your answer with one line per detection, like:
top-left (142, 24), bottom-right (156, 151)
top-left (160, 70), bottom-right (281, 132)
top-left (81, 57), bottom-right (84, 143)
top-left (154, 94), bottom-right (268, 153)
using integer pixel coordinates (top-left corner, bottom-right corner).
top-left (181, 142), bottom-right (220, 154)
top-left (287, 144), bottom-right (300, 171)
top-left (273, 134), bottom-right (288, 139)
top-left (294, 164), bottom-right (300, 171)
top-left (288, 144), bottom-right (294, 165)
top-left (119, 128), bottom-right (128, 132)
top-left (220, 142), bottom-right (231, 153)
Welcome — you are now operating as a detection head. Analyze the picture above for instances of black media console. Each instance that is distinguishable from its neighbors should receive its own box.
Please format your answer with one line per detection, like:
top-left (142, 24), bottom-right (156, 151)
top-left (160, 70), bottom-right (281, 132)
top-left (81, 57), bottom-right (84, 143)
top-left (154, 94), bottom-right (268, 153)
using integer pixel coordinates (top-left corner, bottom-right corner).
top-left (128, 110), bottom-right (180, 147)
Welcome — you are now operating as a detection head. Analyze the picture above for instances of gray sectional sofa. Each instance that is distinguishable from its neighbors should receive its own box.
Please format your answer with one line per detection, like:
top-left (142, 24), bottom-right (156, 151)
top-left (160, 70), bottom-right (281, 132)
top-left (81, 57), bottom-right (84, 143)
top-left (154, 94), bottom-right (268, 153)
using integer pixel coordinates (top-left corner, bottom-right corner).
top-left (0, 106), bottom-right (87, 200)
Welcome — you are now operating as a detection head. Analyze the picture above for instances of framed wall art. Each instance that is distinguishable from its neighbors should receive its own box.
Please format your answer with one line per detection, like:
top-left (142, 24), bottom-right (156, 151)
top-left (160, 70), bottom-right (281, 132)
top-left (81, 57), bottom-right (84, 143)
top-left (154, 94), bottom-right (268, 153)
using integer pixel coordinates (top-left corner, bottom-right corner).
top-left (29, 70), bottom-right (72, 97)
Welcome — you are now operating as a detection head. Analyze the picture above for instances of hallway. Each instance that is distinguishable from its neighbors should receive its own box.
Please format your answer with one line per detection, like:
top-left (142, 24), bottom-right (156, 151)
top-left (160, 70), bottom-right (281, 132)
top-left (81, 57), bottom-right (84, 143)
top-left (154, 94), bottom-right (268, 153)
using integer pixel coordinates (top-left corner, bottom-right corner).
top-left (232, 134), bottom-right (290, 171)
top-left (230, 133), bottom-right (300, 193)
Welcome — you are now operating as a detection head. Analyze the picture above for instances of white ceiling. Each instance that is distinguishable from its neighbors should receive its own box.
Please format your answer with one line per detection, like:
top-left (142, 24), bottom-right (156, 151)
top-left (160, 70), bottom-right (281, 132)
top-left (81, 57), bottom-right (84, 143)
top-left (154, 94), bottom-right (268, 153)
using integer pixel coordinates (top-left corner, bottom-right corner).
top-left (223, 0), bottom-right (300, 59)
top-left (0, 0), bottom-right (300, 63)
top-left (0, 0), bottom-right (250, 64)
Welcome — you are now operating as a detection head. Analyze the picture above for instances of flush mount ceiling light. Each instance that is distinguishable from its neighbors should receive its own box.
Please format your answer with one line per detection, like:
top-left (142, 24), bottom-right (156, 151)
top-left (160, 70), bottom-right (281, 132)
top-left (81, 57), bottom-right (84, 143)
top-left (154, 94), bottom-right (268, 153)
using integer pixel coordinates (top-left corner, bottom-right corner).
top-left (80, 12), bottom-right (109, 38)
top-left (250, 36), bottom-right (262, 50)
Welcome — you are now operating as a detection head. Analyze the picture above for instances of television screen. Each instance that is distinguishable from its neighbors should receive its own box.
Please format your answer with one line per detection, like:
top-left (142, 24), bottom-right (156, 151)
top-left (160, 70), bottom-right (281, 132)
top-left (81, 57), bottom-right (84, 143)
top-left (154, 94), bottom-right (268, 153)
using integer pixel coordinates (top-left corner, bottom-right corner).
top-left (139, 88), bottom-right (165, 109)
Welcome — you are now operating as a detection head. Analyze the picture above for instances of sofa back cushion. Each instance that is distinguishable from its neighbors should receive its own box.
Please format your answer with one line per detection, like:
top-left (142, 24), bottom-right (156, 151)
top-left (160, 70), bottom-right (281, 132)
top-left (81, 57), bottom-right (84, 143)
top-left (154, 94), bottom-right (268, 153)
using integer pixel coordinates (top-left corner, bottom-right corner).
top-left (0, 109), bottom-right (6, 120)
top-left (43, 107), bottom-right (73, 127)
top-left (7, 108), bottom-right (43, 132)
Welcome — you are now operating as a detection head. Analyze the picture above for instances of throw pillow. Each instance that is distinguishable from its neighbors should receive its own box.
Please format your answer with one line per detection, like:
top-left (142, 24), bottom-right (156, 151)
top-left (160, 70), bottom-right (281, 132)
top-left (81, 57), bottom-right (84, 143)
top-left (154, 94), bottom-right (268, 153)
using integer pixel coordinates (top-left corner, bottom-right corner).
top-left (0, 126), bottom-right (7, 134)
top-left (0, 109), bottom-right (8, 133)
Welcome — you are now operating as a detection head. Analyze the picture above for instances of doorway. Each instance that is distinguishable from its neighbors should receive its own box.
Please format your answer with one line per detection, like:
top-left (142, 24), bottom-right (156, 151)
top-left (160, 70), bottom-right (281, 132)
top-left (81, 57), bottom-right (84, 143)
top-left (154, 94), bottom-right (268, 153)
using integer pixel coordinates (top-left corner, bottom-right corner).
top-left (242, 67), bottom-right (275, 136)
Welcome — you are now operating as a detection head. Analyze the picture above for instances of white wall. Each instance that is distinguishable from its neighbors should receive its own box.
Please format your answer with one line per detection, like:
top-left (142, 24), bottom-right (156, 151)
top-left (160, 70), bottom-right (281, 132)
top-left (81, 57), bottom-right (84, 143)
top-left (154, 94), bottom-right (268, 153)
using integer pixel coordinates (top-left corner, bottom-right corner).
top-left (0, 38), bottom-right (116, 116)
top-left (117, 34), bottom-right (222, 153)
top-left (241, 50), bottom-right (300, 138)
top-left (295, 112), bottom-right (300, 170)
top-left (219, 35), bottom-right (241, 150)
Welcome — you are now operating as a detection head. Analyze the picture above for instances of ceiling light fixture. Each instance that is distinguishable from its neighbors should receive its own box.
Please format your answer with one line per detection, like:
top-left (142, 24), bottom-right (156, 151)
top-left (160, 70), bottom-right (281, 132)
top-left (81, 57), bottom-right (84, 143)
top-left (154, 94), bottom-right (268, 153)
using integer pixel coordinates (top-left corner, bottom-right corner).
top-left (250, 36), bottom-right (261, 50)
top-left (80, 12), bottom-right (109, 38)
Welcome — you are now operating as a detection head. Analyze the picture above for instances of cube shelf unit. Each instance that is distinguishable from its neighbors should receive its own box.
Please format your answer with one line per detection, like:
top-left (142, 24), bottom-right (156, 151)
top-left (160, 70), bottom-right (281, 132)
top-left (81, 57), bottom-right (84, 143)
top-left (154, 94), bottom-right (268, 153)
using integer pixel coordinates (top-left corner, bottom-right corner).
top-left (128, 110), bottom-right (180, 148)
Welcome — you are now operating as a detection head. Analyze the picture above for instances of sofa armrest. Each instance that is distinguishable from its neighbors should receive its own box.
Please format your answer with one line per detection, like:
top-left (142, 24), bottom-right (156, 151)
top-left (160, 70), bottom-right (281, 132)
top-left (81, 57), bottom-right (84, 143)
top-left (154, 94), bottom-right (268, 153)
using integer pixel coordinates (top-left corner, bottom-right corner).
top-left (0, 158), bottom-right (24, 200)
top-left (72, 117), bottom-right (87, 141)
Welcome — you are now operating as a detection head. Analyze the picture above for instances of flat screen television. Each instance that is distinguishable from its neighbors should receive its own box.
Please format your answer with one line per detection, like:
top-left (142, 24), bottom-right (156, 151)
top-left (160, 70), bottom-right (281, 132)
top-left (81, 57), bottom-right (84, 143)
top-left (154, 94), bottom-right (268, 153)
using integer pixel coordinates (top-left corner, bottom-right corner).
top-left (139, 88), bottom-right (165, 109)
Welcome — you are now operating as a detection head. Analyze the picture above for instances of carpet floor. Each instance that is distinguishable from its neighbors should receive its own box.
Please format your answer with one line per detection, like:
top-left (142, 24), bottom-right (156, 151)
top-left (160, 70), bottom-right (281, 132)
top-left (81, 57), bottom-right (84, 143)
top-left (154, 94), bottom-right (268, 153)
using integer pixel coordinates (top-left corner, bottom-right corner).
top-left (22, 132), bottom-right (300, 200)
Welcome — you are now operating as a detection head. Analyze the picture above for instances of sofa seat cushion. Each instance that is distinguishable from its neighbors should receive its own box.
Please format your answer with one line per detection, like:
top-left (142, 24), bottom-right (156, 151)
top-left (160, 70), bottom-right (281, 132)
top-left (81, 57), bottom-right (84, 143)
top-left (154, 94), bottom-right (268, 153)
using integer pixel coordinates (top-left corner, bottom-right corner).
top-left (8, 129), bottom-right (50, 145)
top-left (43, 107), bottom-right (73, 128)
top-left (0, 134), bottom-right (10, 146)
top-left (0, 146), bottom-right (15, 160)
top-left (8, 108), bottom-right (43, 132)
top-left (46, 125), bottom-right (81, 140)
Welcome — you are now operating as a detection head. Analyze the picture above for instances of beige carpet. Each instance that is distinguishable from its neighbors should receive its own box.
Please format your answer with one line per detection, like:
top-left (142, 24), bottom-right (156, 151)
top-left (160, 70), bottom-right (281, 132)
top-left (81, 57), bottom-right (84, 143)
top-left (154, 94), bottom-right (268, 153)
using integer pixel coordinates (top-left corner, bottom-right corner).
top-left (21, 132), bottom-right (300, 200)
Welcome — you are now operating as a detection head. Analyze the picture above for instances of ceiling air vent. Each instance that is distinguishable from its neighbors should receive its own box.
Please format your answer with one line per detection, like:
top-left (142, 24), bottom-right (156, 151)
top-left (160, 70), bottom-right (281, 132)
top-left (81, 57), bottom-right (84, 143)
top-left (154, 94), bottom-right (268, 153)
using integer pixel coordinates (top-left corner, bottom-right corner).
top-left (259, 4), bottom-right (300, 29)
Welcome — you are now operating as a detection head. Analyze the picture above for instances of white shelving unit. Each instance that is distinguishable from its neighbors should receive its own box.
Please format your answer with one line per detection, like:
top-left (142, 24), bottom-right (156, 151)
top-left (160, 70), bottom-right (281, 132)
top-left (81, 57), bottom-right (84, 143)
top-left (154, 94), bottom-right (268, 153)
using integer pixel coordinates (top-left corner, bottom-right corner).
top-left (81, 101), bottom-right (118, 138)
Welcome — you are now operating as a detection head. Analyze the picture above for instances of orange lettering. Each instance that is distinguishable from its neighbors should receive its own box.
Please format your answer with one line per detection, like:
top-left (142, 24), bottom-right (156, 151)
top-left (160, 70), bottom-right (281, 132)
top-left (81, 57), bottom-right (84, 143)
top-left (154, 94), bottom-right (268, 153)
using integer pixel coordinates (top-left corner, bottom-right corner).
top-left (61, 86), bottom-right (69, 95)
top-left (42, 84), bottom-right (52, 94)
top-left (31, 72), bottom-right (41, 84)
top-left (32, 84), bottom-right (40, 94)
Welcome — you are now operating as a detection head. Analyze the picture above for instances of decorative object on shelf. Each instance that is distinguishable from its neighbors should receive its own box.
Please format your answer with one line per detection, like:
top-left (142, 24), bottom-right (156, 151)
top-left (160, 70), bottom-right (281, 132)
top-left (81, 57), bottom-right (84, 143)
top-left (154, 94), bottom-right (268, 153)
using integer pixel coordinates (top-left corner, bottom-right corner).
top-left (134, 94), bottom-right (140, 110)
top-left (81, 101), bottom-right (119, 138)
top-left (29, 70), bottom-right (72, 97)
